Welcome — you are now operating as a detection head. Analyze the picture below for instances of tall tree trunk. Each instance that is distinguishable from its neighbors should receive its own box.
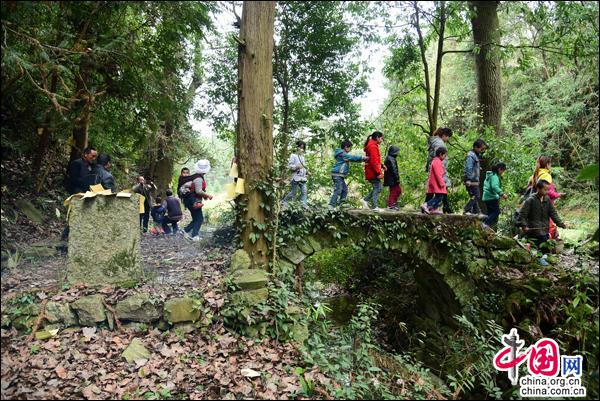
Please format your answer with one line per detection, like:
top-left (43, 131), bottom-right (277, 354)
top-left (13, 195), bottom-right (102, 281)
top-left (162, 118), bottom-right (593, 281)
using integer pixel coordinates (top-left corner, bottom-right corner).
top-left (236, 1), bottom-right (275, 269)
top-left (432, 1), bottom-right (446, 132)
top-left (413, 1), bottom-right (433, 134)
top-left (154, 122), bottom-right (175, 196)
top-left (69, 72), bottom-right (92, 163)
top-left (470, 1), bottom-right (502, 135)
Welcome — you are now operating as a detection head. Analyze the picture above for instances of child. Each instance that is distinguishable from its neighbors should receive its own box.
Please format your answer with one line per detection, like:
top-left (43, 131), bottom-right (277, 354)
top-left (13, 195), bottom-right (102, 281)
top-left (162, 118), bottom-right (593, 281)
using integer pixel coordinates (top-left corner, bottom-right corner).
top-left (329, 139), bottom-right (369, 208)
top-left (282, 140), bottom-right (309, 206)
top-left (362, 131), bottom-right (385, 210)
top-left (482, 163), bottom-right (508, 229)
top-left (421, 147), bottom-right (448, 214)
top-left (425, 127), bottom-right (453, 213)
top-left (463, 139), bottom-right (488, 215)
top-left (383, 146), bottom-right (401, 210)
top-left (150, 196), bottom-right (166, 235)
top-left (518, 179), bottom-right (567, 265)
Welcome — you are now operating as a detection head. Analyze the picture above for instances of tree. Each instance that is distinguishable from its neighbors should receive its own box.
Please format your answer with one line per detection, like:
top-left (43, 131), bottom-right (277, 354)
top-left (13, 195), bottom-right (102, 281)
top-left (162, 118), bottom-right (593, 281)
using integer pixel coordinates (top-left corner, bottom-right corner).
top-left (236, 1), bottom-right (276, 269)
top-left (469, 1), bottom-right (502, 134)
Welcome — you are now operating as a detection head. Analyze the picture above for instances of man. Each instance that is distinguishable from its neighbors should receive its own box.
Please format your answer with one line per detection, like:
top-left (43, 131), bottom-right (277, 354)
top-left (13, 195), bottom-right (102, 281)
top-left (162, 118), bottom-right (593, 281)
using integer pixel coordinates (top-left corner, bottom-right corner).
top-left (67, 147), bottom-right (98, 194)
top-left (132, 176), bottom-right (157, 233)
top-left (282, 140), bottom-right (308, 206)
top-left (61, 147), bottom-right (98, 241)
top-left (463, 139), bottom-right (488, 216)
top-left (95, 154), bottom-right (116, 193)
top-left (519, 179), bottom-right (567, 265)
top-left (161, 190), bottom-right (183, 234)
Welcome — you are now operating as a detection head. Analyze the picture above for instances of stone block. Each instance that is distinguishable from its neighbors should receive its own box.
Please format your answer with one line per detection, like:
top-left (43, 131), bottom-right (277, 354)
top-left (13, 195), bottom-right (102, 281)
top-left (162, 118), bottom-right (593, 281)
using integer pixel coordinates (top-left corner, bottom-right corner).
top-left (232, 269), bottom-right (269, 290)
top-left (45, 301), bottom-right (78, 327)
top-left (280, 244), bottom-right (305, 265)
top-left (230, 288), bottom-right (269, 306)
top-left (72, 295), bottom-right (106, 326)
top-left (115, 293), bottom-right (161, 322)
top-left (305, 236), bottom-right (322, 253)
top-left (230, 249), bottom-right (251, 271)
top-left (67, 194), bottom-right (143, 286)
top-left (164, 297), bottom-right (201, 323)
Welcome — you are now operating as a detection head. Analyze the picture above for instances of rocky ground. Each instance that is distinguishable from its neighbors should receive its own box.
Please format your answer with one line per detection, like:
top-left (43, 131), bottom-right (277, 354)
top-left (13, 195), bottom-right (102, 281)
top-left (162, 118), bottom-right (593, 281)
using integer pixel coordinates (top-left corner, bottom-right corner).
top-left (0, 219), bottom-right (333, 400)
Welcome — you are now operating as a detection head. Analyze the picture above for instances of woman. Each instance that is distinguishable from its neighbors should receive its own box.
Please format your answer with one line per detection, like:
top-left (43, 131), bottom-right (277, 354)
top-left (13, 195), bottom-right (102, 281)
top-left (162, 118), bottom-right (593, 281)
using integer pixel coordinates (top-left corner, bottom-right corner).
top-left (528, 156), bottom-right (564, 239)
top-left (362, 131), bottom-right (385, 210)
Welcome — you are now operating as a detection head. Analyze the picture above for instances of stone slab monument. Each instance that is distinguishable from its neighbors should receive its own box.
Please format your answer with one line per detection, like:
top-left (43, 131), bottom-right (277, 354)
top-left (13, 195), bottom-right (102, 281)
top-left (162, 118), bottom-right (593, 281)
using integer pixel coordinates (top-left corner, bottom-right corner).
top-left (67, 193), bottom-right (143, 286)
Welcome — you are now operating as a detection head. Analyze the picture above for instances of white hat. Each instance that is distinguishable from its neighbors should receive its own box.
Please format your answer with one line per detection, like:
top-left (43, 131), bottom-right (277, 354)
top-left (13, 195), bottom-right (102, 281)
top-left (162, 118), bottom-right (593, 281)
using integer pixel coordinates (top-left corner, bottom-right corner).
top-left (194, 159), bottom-right (211, 174)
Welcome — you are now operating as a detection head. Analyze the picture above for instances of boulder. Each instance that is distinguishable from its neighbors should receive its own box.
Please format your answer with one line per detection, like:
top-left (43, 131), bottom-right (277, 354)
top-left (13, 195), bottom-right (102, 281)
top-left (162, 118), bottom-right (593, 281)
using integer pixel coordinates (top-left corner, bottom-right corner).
top-left (72, 295), bottom-right (106, 326)
top-left (280, 244), bottom-right (306, 265)
top-left (115, 293), bottom-right (161, 322)
top-left (45, 301), bottom-right (78, 327)
top-left (67, 194), bottom-right (143, 286)
top-left (122, 338), bottom-right (150, 363)
top-left (232, 269), bottom-right (269, 290)
top-left (230, 249), bottom-right (251, 271)
top-left (230, 288), bottom-right (269, 306)
top-left (164, 297), bottom-right (201, 323)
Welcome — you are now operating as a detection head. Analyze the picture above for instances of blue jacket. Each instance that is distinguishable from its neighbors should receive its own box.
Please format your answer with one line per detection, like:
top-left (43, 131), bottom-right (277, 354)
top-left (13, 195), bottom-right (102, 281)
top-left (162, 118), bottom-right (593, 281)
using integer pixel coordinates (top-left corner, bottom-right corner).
top-left (464, 150), bottom-right (482, 183)
top-left (331, 148), bottom-right (364, 176)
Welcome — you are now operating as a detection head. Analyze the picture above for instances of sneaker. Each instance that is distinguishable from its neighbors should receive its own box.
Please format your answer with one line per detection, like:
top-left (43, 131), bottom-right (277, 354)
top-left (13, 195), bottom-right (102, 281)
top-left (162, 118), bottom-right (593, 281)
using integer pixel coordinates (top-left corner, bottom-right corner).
top-left (420, 202), bottom-right (430, 214)
top-left (430, 208), bottom-right (443, 215)
top-left (464, 211), bottom-right (474, 216)
top-left (477, 214), bottom-right (488, 220)
top-left (361, 199), bottom-right (370, 209)
top-left (189, 235), bottom-right (200, 242)
top-left (537, 257), bottom-right (550, 266)
top-left (387, 206), bottom-right (400, 211)
top-left (373, 207), bottom-right (384, 212)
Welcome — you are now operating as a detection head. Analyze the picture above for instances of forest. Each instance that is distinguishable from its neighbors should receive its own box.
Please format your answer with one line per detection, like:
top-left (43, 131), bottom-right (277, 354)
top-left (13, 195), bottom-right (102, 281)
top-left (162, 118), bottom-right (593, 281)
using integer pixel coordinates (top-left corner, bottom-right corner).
top-left (1, 1), bottom-right (598, 400)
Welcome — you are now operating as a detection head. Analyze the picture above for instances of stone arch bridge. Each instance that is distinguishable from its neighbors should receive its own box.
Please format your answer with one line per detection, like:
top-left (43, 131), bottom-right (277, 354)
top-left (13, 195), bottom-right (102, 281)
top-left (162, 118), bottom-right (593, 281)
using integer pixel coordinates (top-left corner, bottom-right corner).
top-left (230, 209), bottom-right (589, 331)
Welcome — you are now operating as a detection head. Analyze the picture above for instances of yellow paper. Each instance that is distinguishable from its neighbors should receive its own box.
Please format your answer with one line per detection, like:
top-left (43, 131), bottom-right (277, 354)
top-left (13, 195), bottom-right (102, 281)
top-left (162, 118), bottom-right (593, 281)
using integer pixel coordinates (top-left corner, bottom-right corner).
top-left (99, 189), bottom-right (114, 195)
top-left (229, 162), bottom-right (239, 178)
top-left (116, 191), bottom-right (133, 198)
top-left (225, 183), bottom-right (236, 200)
top-left (235, 178), bottom-right (245, 194)
top-left (139, 195), bottom-right (145, 213)
top-left (81, 191), bottom-right (98, 199)
top-left (90, 184), bottom-right (105, 193)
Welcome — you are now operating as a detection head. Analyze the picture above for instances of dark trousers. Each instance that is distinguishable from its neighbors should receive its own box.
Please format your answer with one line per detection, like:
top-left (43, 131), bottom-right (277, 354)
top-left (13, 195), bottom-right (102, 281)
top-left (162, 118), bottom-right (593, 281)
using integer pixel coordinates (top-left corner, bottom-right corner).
top-left (184, 197), bottom-right (203, 237)
top-left (329, 176), bottom-right (348, 207)
top-left (140, 201), bottom-right (150, 232)
top-left (161, 217), bottom-right (180, 234)
top-left (387, 184), bottom-right (401, 207)
top-left (425, 193), bottom-right (452, 213)
top-left (484, 200), bottom-right (501, 227)
top-left (426, 193), bottom-right (444, 210)
top-left (464, 184), bottom-right (481, 214)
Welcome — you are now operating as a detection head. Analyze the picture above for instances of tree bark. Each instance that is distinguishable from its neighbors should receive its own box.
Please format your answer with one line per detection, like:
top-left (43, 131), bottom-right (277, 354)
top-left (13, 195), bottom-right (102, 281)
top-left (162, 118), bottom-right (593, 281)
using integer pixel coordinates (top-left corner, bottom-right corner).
top-left (33, 72), bottom-right (58, 173)
top-left (470, 1), bottom-right (502, 135)
top-left (432, 2), bottom-right (447, 132)
top-left (236, 1), bottom-right (275, 269)
top-left (413, 1), bottom-right (433, 134)
top-left (69, 70), bottom-right (92, 163)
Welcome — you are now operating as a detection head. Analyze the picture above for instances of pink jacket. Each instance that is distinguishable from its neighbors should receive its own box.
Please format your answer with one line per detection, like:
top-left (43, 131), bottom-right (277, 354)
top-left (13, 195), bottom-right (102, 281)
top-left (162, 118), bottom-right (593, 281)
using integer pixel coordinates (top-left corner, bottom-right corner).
top-left (427, 157), bottom-right (447, 194)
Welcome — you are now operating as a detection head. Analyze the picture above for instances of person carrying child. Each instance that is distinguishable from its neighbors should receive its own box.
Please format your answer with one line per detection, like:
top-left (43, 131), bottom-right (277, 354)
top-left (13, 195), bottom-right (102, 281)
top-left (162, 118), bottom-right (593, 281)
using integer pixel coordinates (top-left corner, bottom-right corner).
top-left (482, 163), bottom-right (508, 229)
top-left (518, 179), bottom-right (568, 265)
top-left (421, 147), bottom-right (448, 214)
top-left (383, 146), bottom-right (402, 210)
top-left (178, 160), bottom-right (213, 241)
top-left (329, 139), bottom-right (369, 208)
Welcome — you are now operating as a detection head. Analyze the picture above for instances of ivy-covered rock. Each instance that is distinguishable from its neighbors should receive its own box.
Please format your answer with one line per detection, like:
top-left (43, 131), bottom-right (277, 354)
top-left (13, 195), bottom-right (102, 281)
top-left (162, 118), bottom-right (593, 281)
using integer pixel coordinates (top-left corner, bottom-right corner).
top-left (72, 295), bottom-right (106, 326)
top-left (163, 297), bottom-right (201, 323)
top-left (230, 288), bottom-right (269, 306)
top-left (281, 244), bottom-right (306, 264)
top-left (45, 301), bottom-right (78, 327)
top-left (115, 293), bottom-right (161, 322)
top-left (232, 269), bottom-right (269, 290)
top-left (230, 249), bottom-right (251, 271)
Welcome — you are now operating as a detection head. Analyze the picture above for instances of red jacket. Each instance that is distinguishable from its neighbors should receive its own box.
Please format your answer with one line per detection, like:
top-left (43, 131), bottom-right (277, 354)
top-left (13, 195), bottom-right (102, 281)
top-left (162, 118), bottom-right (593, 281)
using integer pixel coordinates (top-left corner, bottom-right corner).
top-left (364, 139), bottom-right (383, 180)
top-left (427, 157), bottom-right (447, 194)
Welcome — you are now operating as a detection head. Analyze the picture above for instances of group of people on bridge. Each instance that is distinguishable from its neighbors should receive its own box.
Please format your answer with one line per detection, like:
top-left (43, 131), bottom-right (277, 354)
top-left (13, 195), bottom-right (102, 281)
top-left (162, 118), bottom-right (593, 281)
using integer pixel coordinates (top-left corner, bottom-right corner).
top-left (281, 129), bottom-right (567, 264)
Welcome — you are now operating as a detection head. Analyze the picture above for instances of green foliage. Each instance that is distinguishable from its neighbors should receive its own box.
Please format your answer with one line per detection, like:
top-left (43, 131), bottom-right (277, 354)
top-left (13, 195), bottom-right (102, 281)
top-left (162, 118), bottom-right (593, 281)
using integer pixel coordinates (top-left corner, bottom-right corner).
top-left (445, 316), bottom-right (518, 400)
